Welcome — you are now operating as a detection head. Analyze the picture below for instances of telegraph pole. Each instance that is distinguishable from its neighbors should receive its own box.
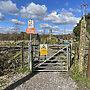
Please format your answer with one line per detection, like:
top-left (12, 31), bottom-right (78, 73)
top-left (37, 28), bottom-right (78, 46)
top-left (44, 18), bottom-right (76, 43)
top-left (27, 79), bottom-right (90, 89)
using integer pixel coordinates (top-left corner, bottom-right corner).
top-left (81, 5), bottom-right (88, 23)
top-left (78, 4), bottom-right (88, 73)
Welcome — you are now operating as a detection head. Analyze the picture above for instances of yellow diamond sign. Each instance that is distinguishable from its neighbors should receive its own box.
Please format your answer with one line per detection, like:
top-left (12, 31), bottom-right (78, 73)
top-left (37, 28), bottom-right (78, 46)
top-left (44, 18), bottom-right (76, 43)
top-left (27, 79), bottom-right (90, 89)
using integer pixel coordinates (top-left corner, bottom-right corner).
top-left (40, 44), bottom-right (47, 55)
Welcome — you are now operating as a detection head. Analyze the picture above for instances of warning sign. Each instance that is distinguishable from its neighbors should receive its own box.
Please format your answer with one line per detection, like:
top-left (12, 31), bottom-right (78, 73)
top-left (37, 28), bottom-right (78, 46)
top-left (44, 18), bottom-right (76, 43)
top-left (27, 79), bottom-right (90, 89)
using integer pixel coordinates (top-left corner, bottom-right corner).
top-left (26, 28), bottom-right (35, 34)
top-left (42, 45), bottom-right (46, 49)
top-left (40, 44), bottom-right (47, 55)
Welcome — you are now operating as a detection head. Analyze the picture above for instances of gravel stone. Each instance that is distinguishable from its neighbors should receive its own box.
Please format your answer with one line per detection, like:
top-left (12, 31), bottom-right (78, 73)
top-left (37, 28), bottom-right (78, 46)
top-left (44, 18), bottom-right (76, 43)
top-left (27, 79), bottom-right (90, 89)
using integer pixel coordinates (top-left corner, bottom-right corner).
top-left (12, 72), bottom-right (78, 90)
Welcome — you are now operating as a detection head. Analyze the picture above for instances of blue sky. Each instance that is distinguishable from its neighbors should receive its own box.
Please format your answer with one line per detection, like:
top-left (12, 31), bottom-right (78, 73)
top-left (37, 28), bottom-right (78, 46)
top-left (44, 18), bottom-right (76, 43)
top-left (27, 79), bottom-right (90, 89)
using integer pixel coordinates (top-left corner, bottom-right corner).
top-left (0, 0), bottom-right (90, 34)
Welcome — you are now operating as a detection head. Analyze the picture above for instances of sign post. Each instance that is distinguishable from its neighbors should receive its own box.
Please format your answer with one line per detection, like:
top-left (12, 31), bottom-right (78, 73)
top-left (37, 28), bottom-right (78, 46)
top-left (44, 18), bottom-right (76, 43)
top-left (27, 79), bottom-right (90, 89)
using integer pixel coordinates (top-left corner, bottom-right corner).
top-left (26, 20), bottom-right (35, 72)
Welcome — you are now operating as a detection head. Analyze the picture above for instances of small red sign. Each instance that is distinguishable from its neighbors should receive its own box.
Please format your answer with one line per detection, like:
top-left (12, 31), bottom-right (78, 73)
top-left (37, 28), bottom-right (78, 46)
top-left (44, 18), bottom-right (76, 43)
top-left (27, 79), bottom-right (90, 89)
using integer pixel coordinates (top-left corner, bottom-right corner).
top-left (26, 28), bottom-right (35, 34)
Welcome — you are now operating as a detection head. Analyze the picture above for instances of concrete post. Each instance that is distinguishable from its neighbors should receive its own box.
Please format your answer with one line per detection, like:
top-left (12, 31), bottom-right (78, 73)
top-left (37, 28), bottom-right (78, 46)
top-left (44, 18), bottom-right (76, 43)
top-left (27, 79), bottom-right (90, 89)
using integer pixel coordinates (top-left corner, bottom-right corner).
top-left (78, 20), bottom-right (86, 73)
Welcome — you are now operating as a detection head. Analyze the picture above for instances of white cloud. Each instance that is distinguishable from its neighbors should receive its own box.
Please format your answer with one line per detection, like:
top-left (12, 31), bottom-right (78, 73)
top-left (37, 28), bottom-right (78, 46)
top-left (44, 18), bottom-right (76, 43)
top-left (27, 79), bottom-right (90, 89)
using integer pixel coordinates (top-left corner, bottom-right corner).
top-left (39, 23), bottom-right (61, 31)
top-left (52, 30), bottom-right (61, 35)
top-left (37, 30), bottom-right (49, 34)
top-left (11, 19), bottom-right (26, 25)
top-left (38, 23), bottom-right (72, 35)
top-left (0, 1), bottom-right (19, 15)
top-left (39, 23), bottom-right (73, 35)
top-left (37, 30), bottom-right (44, 34)
top-left (20, 2), bottom-right (47, 19)
top-left (37, 30), bottom-right (43, 32)
top-left (43, 11), bottom-right (80, 25)
top-left (52, 29), bottom-right (73, 35)
top-left (0, 27), bottom-right (20, 33)
top-left (39, 23), bottom-right (52, 29)
top-left (0, 12), bottom-right (4, 21)
top-left (52, 26), bottom-right (60, 31)
top-left (69, 8), bottom-right (81, 13)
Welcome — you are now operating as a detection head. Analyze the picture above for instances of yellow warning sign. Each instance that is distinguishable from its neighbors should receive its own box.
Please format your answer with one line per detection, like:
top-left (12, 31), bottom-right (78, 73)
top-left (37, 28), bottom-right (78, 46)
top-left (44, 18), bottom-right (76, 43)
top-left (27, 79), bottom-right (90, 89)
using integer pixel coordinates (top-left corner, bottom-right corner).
top-left (42, 45), bottom-right (46, 49)
top-left (40, 44), bottom-right (47, 55)
top-left (40, 50), bottom-right (47, 55)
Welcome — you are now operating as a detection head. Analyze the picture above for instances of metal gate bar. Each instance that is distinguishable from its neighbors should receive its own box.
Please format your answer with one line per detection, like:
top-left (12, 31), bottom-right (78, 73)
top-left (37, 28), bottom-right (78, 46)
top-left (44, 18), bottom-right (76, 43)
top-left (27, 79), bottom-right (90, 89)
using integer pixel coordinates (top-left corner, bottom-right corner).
top-left (28, 40), bottom-right (72, 72)
top-left (34, 45), bottom-right (68, 69)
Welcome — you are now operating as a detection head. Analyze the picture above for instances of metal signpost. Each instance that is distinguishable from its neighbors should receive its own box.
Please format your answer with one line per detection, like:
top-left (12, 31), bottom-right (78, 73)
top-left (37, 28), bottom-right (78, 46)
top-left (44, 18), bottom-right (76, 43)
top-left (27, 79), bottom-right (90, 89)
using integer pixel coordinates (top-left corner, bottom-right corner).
top-left (26, 20), bottom-right (35, 72)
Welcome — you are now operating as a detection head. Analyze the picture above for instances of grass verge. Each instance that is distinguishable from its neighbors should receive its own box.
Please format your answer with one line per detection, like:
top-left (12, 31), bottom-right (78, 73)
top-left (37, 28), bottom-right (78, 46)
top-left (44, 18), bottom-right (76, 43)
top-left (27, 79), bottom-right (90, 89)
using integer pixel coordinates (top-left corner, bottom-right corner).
top-left (69, 66), bottom-right (90, 89)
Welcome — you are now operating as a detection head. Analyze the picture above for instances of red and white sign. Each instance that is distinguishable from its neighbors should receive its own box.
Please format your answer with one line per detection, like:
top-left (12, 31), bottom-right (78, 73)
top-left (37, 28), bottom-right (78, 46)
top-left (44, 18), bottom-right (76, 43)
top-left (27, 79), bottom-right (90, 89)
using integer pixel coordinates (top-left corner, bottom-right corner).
top-left (26, 28), bottom-right (35, 34)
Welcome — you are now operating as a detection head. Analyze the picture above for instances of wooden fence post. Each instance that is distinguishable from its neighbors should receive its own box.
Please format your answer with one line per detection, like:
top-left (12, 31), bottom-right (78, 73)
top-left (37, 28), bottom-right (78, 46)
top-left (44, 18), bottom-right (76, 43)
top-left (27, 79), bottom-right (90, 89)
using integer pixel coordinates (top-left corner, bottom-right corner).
top-left (22, 33), bottom-right (24, 69)
top-left (70, 43), bottom-right (72, 67)
top-left (74, 43), bottom-right (78, 67)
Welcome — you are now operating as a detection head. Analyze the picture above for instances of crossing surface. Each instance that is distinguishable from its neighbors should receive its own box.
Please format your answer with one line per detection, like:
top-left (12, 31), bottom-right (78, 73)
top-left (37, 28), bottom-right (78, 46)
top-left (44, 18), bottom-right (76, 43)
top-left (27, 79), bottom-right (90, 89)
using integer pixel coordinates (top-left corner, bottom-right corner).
top-left (12, 72), bottom-right (78, 90)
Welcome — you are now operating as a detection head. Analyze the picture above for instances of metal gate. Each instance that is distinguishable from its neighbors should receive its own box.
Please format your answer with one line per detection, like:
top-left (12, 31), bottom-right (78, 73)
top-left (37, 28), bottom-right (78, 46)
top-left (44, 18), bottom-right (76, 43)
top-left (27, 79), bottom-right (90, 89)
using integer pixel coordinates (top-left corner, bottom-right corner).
top-left (30, 42), bottom-right (72, 72)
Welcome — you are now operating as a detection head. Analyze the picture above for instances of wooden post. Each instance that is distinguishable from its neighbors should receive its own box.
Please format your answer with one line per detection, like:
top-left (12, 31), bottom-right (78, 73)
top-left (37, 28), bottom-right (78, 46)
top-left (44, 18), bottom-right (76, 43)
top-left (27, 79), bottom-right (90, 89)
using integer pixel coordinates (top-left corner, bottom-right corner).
top-left (49, 29), bottom-right (52, 44)
top-left (34, 38), bottom-right (36, 57)
top-left (22, 33), bottom-right (24, 69)
top-left (58, 38), bottom-right (59, 49)
top-left (70, 43), bottom-right (72, 67)
top-left (74, 43), bottom-right (78, 67)
top-left (67, 46), bottom-right (69, 71)
top-left (86, 42), bottom-right (90, 78)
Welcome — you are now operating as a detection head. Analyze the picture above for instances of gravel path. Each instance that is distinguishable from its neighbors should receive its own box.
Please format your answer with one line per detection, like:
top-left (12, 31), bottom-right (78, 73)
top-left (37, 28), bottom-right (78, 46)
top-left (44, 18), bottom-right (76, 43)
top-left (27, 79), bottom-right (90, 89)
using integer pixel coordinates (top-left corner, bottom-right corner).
top-left (10, 72), bottom-right (78, 90)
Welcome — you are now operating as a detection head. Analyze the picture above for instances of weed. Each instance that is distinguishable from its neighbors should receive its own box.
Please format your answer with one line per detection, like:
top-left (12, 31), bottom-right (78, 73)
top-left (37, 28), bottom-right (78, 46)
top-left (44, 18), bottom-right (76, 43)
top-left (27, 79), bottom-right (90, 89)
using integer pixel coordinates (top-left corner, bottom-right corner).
top-left (16, 66), bottom-right (30, 74)
top-left (69, 65), bottom-right (90, 89)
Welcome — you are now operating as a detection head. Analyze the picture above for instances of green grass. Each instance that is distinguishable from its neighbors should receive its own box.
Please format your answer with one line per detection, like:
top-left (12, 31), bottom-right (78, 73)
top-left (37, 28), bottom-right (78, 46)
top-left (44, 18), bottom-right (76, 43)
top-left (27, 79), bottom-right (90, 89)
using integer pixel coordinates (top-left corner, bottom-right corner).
top-left (69, 40), bottom-right (90, 89)
top-left (69, 66), bottom-right (90, 89)
top-left (16, 66), bottom-right (30, 74)
top-left (85, 41), bottom-right (89, 46)
top-left (0, 87), bottom-right (3, 90)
